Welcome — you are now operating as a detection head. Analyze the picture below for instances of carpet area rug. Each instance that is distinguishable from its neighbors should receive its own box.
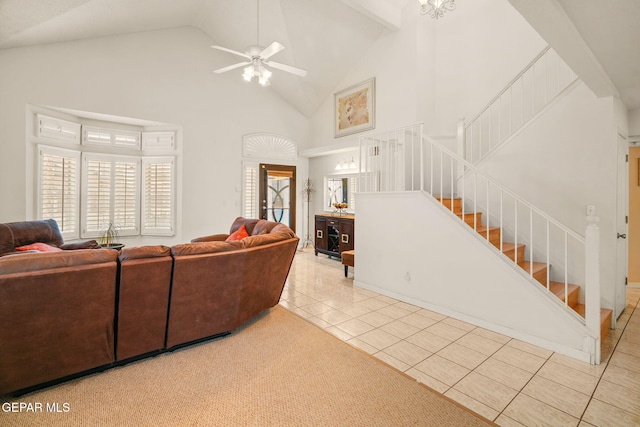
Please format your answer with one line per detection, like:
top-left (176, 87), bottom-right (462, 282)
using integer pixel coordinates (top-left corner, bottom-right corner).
top-left (1, 306), bottom-right (495, 426)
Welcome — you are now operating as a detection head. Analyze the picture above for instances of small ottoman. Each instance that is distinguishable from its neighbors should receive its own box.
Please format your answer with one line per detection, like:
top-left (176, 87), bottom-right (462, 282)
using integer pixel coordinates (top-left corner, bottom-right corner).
top-left (341, 250), bottom-right (354, 277)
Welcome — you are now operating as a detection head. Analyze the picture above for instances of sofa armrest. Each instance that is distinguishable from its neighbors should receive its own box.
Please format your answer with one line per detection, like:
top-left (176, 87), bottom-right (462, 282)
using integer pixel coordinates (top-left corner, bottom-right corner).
top-left (60, 240), bottom-right (101, 250)
top-left (191, 234), bottom-right (229, 243)
top-left (119, 245), bottom-right (170, 261)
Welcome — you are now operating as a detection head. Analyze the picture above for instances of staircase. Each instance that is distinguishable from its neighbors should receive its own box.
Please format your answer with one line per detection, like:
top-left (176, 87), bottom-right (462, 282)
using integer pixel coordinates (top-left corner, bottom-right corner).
top-left (436, 195), bottom-right (612, 340)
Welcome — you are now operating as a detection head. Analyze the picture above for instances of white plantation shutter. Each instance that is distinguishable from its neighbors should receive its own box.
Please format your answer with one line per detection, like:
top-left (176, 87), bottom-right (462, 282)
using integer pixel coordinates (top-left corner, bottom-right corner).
top-left (38, 146), bottom-right (80, 239)
top-left (83, 126), bottom-right (141, 149)
top-left (243, 162), bottom-right (258, 218)
top-left (82, 154), bottom-right (140, 237)
top-left (142, 157), bottom-right (174, 236)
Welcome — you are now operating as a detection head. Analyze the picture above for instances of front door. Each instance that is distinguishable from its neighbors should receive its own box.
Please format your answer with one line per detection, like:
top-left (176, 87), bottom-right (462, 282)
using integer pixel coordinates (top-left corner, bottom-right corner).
top-left (259, 164), bottom-right (296, 232)
top-left (615, 132), bottom-right (629, 321)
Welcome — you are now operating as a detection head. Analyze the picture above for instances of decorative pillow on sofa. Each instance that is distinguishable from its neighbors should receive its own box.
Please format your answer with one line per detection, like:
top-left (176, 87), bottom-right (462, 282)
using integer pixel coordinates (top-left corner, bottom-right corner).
top-left (15, 242), bottom-right (63, 253)
top-left (225, 225), bottom-right (249, 242)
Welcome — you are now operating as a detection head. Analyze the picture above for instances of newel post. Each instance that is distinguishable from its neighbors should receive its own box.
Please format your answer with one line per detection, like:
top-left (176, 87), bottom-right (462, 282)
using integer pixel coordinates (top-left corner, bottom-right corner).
top-left (456, 117), bottom-right (465, 182)
top-left (585, 211), bottom-right (601, 364)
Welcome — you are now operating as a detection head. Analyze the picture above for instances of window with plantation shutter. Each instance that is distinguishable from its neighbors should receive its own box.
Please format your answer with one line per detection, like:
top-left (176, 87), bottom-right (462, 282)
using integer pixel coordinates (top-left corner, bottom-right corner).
top-left (81, 154), bottom-right (140, 237)
top-left (38, 146), bottom-right (80, 239)
top-left (243, 162), bottom-right (258, 218)
top-left (142, 157), bottom-right (174, 236)
top-left (83, 126), bottom-right (140, 149)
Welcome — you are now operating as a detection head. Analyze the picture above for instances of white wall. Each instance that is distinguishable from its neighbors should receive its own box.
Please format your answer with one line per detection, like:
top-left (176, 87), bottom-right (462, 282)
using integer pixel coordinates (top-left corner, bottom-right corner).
top-left (629, 108), bottom-right (640, 136)
top-left (355, 192), bottom-right (596, 362)
top-left (0, 27), bottom-right (309, 243)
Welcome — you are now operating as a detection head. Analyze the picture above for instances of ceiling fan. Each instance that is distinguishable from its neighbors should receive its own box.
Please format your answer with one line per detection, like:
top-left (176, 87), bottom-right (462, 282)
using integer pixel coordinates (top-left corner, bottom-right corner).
top-left (211, 0), bottom-right (307, 86)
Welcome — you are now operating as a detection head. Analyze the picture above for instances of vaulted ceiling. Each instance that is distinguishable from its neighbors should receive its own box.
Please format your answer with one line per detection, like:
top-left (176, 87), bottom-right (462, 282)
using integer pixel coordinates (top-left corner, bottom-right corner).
top-left (1, 0), bottom-right (639, 117)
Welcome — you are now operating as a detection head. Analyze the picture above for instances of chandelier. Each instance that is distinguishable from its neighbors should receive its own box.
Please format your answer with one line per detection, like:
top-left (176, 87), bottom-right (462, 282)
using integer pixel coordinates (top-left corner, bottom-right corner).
top-left (418, 0), bottom-right (456, 19)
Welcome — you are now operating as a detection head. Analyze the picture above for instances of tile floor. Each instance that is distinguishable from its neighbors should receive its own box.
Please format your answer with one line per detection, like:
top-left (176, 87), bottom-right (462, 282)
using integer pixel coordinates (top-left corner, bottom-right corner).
top-left (279, 248), bottom-right (640, 427)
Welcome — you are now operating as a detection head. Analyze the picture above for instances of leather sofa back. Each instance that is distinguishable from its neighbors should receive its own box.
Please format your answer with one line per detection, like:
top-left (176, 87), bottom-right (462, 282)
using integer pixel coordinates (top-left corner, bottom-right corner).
top-left (0, 219), bottom-right (64, 255)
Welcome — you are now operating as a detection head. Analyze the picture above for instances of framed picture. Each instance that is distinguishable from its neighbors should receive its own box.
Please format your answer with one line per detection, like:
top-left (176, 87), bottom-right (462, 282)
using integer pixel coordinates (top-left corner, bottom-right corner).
top-left (334, 77), bottom-right (375, 138)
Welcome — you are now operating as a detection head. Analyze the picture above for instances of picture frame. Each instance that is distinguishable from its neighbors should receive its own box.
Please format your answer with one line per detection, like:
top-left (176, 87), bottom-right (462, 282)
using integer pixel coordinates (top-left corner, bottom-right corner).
top-left (334, 77), bottom-right (375, 138)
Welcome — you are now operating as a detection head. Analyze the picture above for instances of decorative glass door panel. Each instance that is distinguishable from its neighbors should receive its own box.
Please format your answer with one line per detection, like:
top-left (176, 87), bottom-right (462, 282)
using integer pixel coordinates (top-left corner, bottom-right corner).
top-left (259, 164), bottom-right (296, 232)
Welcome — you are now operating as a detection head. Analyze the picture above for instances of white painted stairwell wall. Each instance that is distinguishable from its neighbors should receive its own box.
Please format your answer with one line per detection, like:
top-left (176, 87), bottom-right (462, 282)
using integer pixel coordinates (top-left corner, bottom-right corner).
top-left (355, 191), bottom-right (595, 362)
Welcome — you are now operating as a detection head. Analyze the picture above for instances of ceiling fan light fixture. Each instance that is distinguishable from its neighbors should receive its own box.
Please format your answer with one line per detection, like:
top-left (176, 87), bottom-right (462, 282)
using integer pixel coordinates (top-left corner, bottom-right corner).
top-left (419, 0), bottom-right (455, 19)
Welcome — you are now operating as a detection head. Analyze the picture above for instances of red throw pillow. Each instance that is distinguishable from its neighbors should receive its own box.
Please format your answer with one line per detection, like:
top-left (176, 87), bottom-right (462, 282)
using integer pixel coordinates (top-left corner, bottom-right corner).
top-left (15, 242), bottom-right (63, 253)
top-left (225, 225), bottom-right (249, 242)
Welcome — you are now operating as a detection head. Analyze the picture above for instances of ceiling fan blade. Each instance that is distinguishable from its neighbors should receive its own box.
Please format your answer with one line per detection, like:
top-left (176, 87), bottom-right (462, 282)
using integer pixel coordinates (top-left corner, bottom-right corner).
top-left (214, 61), bottom-right (251, 74)
top-left (211, 45), bottom-right (251, 59)
top-left (259, 42), bottom-right (285, 60)
top-left (264, 61), bottom-right (307, 77)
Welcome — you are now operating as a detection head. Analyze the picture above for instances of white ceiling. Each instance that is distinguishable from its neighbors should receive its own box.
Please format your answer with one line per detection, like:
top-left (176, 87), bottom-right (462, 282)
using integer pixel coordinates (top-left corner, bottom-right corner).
top-left (1, 0), bottom-right (639, 116)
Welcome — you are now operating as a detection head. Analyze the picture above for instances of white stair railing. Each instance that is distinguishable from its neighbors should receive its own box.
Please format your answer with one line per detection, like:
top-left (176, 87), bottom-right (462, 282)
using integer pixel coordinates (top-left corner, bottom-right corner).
top-left (359, 124), bottom-right (601, 362)
top-left (463, 46), bottom-right (578, 164)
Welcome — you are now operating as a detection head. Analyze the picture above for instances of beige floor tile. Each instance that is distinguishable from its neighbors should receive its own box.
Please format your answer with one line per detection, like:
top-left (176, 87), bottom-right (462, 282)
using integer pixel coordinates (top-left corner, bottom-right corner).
top-left (444, 388), bottom-right (499, 421)
top-left (357, 310), bottom-right (394, 328)
top-left (437, 342), bottom-right (489, 370)
top-left (337, 303), bottom-right (372, 317)
top-left (475, 357), bottom-right (533, 390)
top-left (303, 301), bottom-right (335, 316)
top-left (325, 326), bottom-right (353, 341)
top-left (392, 301), bottom-right (421, 312)
top-left (287, 294), bottom-right (318, 307)
top-left (358, 297), bottom-right (391, 311)
top-left (416, 308), bottom-right (447, 321)
top-left (494, 414), bottom-right (526, 426)
top-left (287, 306), bottom-right (313, 319)
top-left (346, 337), bottom-right (377, 354)
top-left (414, 354), bottom-right (470, 386)
top-left (374, 294), bottom-right (398, 304)
top-left (306, 316), bottom-right (331, 329)
top-left (621, 329), bottom-right (640, 345)
top-left (453, 371), bottom-right (518, 412)
top-left (456, 332), bottom-right (505, 356)
top-left (609, 351), bottom-right (640, 374)
top-left (593, 379), bottom-right (640, 416)
top-left (377, 304), bottom-right (413, 319)
top-left (548, 352), bottom-right (607, 378)
top-left (379, 319), bottom-right (420, 339)
top-left (399, 312), bottom-right (440, 329)
top-left (317, 308), bottom-right (354, 325)
top-left (406, 329), bottom-right (452, 353)
top-left (578, 422), bottom-right (597, 427)
top-left (374, 351), bottom-right (410, 372)
top-left (615, 338), bottom-right (640, 357)
top-left (441, 316), bottom-right (476, 332)
top-left (426, 322), bottom-right (469, 341)
top-left (334, 318), bottom-right (375, 337)
top-left (471, 327), bottom-right (512, 344)
top-left (507, 339), bottom-right (553, 359)
top-left (537, 361), bottom-right (600, 395)
top-left (583, 398), bottom-right (640, 427)
top-left (356, 328), bottom-right (402, 350)
top-left (492, 345), bottom-right (546, 374)
top-left (522, 375), bottom-right (590, 418)
top-left (405, 368), bottom-right (450, 394)
top-left (602, 364), bottom-right (640, 393)
top-left (503, 393), bottom-right (579, 427)
top-left (382, 340), bottom-right (432, 366)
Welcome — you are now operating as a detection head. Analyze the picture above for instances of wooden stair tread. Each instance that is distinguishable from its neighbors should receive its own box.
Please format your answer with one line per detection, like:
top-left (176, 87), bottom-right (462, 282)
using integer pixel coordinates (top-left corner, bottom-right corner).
top-left (547, 281), bottom-right (580, 307)
top-left (573, 304), bottom-right (613, 340)
top-left (517, 261), bottom-right (547, 273)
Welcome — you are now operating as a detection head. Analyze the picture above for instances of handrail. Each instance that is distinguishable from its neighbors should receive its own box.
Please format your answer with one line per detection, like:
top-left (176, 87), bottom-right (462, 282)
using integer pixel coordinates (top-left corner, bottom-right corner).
top-left (424, 134), bottom-right (585, 243)
top-left (466, 46), bottom-right (551, 126)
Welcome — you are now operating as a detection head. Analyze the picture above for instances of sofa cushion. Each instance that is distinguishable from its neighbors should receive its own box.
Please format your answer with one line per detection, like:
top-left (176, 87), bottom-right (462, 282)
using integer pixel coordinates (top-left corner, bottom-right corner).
top-left (171, 241), bottom-right (243, 257)
top-left (251, 220), bottom-right (280, 236)
top-left (16, 242), bottom-right (63, 253)
top-left (226, 225), bottom-right (249, 242)
top-left (229, 217), bottom-right (260, 235)
top-left (119, 245), bottom-right (171, 261)
top-left (0, 219), bottom-right (64, 255)
top-left (0, 249), bottom-right (118, 275)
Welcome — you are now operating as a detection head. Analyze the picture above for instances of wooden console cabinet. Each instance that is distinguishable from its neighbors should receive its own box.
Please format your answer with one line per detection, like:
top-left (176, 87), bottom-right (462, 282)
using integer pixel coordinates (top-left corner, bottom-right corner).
top-left (315, 214), bottom-right (354, 258)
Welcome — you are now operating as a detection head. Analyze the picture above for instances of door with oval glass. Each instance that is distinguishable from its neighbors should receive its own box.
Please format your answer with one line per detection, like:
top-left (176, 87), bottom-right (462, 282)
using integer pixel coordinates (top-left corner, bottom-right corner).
top-left (259, 164), bottom-right (296, 232)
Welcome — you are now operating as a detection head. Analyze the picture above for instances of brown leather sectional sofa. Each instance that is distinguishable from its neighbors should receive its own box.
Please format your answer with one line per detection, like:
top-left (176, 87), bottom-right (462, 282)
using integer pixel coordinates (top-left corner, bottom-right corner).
top-left (0, 217), bottom-right (298, 396)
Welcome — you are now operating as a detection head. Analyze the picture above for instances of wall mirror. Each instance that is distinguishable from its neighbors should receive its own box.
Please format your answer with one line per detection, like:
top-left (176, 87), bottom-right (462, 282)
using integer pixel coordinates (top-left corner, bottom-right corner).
top-left (324, 174), bottom-right (358, 214)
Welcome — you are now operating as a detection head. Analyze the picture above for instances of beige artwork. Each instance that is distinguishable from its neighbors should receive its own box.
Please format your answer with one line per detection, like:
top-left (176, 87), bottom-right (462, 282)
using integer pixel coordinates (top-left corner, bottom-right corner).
top-left (337, 88), bottom-right (370, 131)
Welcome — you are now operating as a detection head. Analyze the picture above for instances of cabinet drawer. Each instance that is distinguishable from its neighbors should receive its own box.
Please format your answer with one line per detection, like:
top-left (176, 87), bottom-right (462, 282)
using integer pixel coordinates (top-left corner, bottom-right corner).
top-left (327, 219), bottom-right (338, 226)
